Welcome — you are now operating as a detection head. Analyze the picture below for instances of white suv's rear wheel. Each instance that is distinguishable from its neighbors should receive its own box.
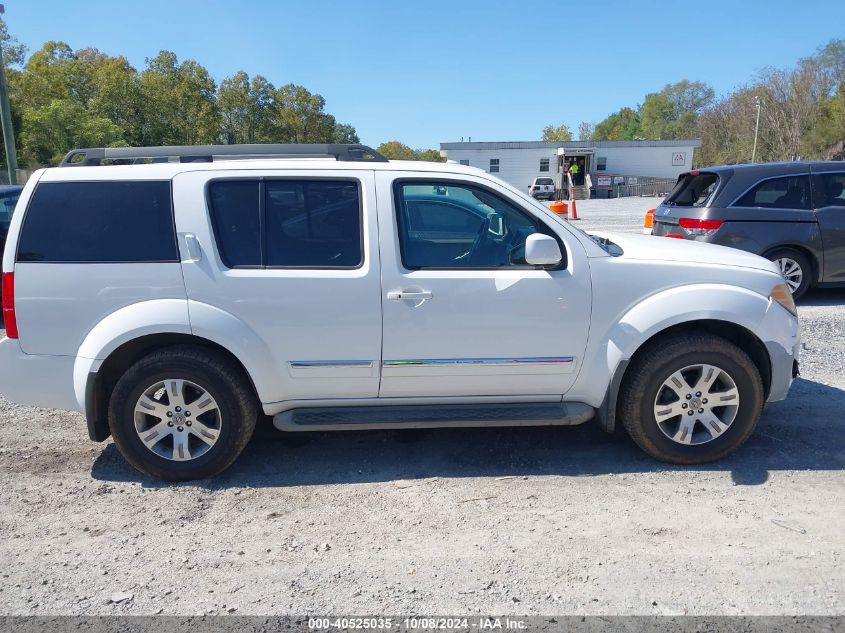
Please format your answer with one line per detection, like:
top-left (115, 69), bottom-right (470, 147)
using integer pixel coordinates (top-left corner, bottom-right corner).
top-left (618, 333), bottom-right (764, 464)
top-left (109, 346), bottom-right (257, 481)
top-left (133, 378), bottom-right (223, 462)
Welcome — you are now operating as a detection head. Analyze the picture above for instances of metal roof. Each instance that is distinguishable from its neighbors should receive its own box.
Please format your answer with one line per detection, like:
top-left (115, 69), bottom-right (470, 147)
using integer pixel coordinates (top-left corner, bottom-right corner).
top-left (440, 139), bottom-right (702, 150)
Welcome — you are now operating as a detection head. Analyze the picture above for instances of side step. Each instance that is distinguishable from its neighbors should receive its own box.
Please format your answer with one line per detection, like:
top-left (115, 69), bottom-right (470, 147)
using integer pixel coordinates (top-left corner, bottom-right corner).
top-left (273, 402), bottom-right (595, 432)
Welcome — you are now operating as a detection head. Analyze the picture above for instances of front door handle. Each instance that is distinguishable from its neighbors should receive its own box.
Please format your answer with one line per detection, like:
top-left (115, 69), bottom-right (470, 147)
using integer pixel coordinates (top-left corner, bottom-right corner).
top-left (182, 233), bottom-right (202, 262)
top-left (387, 290), bottom-right (433, 301)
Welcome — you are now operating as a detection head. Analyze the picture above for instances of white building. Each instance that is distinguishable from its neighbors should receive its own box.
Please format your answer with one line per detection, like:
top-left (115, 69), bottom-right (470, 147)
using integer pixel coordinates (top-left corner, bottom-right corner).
top-left (439, 139), bottom-right (702, 194)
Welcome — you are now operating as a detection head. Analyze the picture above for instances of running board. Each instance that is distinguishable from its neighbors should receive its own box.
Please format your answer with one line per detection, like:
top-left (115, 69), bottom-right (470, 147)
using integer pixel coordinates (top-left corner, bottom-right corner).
top-left (273, 402), bottom-right (595, 432)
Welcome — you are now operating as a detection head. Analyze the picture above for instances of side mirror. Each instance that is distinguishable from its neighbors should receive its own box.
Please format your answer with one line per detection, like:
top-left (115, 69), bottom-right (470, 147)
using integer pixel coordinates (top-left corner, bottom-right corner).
top-left (524, 233), bottom-right (562, 266)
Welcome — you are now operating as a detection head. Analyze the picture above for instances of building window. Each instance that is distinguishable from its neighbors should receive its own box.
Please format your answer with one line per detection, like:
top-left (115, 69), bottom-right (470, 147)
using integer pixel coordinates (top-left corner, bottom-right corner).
top-left (459, 159), bottom-right (469, 166)
top-left (489, 158), bottom-right (500, 173)
top-left (596, 157), bottom-right (607, 171)
top-left (539, 158), bottom-right (550, 172)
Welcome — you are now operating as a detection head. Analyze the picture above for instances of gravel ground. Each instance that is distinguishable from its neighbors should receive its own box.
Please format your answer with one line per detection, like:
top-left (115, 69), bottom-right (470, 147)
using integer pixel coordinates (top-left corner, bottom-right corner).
top-left (0, 196), bottom-right (843, 616)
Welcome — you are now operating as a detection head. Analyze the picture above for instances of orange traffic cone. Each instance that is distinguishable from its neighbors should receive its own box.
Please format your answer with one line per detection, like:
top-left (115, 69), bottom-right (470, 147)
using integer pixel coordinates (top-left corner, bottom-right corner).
top-left (549, 199), bottom-right (568, 219)
top-left (569, 189), bottom-right (580, 220)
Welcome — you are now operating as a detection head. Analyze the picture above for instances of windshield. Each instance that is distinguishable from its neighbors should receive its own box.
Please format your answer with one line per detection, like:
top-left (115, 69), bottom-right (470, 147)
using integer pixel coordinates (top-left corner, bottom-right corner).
top-left (663, 172), bottom-right (719, 207)
top-left (535, 178), bottom-right (554, 185)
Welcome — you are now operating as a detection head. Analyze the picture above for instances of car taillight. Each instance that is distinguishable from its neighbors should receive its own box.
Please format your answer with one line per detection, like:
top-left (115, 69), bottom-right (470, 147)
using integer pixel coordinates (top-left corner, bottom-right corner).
top-left (678, 217), bottom-right (724, 237)
top-left (643, 208), bottom-right (655, 234)
top-left (665, 233), bottom-right (686, 239)
top-left (2, 272), bottom-right (17, 339)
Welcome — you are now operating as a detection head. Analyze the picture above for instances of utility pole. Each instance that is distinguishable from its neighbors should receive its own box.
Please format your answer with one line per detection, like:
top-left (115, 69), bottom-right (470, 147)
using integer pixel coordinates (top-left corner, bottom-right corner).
top-left (751, 95), bottom-right (761, 163)
top-left (0, 4), bottom-right (17, 184)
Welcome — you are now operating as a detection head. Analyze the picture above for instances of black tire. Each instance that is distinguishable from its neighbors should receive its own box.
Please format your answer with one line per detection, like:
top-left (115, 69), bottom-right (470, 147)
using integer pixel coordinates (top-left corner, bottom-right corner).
top-left (108, 346), bottom-right (258, 481)
top-left (765, 248), bottom-right (812, 301)
top-left (617, 333), bottom-right (764, 465)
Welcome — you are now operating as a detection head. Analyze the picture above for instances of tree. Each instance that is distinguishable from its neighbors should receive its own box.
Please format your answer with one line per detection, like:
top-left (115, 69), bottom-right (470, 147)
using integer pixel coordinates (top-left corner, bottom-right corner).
top-left (332, 122), bottom-right (360, 144)
top-left (416, 148), bottom-right (444, 162)
top-left (577, 121), bottom-right (594, 141)
top-left (139, 51), bottom-right (219, 146)
top-left (218, 71), bottom-right (275, 144)
top-left (640, 80), bottom-right (715, 139)
top-left (21, 99), bottom-right (124, 165)
top-left (0, 19), bottom-right (26, 68)
top-left (542, 123), bottom-right (572, 142)
top-left (592, 107), bottom-right (641, 140)
top-left (376, 141), bottom-right (417, 160)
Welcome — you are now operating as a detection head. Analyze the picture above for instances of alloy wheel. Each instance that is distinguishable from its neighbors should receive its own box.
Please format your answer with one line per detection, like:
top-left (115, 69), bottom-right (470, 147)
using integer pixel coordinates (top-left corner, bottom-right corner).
top-left (774, 257), bottom-right (803, 294)
top-left (653, 364), bottom-right (740, 446)
top-left (133, 379), bottom-right (222, 461)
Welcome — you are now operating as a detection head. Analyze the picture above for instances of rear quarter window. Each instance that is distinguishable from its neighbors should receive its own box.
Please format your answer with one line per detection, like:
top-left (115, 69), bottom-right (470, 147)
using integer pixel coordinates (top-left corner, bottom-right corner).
top-left (17, 181), bottom-right (177, 263)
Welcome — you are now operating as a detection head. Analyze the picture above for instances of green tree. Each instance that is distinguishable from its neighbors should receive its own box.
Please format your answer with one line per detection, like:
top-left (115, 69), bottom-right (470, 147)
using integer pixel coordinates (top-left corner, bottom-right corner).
top-left (139, 51), bottom-right (219, 145)
top-left (218, 71), bottom-right (275, 144)
top-left (87, 54), bottom-right (143, 145)
top-left (592, 107), bottom-right (641, 140)
top-left (271, 83), bottom-right (338, 143)
top-left (332, 122), bottom-right (360, 144)
top-left (639, 80), bottom-right (715, 139)
top-left (416, 148), bottom-right (444, 162)
top-left (0, 19), bottom-right (27, 68)
top-left (577, 121), bottom-right (594, 140)
top-left (542, 123), bottom-right (572, 142)
top-left (376, 141), bottom-right (417, 160)
top-left (21, 99), bottom-right (124, 165)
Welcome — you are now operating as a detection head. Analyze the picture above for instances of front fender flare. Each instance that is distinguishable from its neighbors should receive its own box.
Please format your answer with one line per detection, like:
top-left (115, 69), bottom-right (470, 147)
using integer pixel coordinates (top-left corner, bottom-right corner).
top-left (592, 284), bottom-right (771, 432)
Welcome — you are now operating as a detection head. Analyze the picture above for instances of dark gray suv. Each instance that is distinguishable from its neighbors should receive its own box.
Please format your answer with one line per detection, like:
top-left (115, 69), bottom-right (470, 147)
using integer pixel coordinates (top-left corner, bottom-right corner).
top-left (651, 161), bottom-right (845, 299)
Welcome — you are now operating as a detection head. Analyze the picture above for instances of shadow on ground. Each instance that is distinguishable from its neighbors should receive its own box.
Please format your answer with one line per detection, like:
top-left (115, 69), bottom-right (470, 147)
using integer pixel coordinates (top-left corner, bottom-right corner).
top-left (799, 287), bottom-right (845, 306)
top-left (91, 377), bottom-right (845, 489)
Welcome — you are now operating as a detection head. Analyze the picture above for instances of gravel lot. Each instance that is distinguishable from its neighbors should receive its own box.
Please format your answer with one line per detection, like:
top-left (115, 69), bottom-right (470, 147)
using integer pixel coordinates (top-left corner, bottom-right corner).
top-left (1, 196), bottom-right (843, 616)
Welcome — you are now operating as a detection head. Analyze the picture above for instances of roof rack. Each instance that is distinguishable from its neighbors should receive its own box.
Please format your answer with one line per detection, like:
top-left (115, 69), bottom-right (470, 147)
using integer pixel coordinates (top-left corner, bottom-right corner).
top-left (59, 143), bottom-right (388, 167)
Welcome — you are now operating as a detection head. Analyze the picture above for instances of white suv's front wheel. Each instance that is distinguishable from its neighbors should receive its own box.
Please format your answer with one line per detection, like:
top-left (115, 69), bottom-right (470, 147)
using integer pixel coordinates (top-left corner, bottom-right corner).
top-left (108, 346), bottom-right (257, 481)
top-left (618, 333), bottom-right (764, 464)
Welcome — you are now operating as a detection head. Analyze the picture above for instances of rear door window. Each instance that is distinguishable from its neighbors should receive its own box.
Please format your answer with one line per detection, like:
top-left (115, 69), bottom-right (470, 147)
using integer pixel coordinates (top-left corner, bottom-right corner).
top-left (664, 172), bottom-right (719, 207)
top-left (264, 181), bottom-right (362, 268)
top-left (207, 179), bottom-right (363, 269)
top-left (17, 181), bottom-right (177, 262)
top-left (733, 175), bottom-right (812, 210)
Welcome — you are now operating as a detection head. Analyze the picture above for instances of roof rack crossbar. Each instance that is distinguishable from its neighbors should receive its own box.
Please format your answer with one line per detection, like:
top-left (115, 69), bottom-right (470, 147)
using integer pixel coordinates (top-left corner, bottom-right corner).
top-left (59, 144), bottom-right (388, 167)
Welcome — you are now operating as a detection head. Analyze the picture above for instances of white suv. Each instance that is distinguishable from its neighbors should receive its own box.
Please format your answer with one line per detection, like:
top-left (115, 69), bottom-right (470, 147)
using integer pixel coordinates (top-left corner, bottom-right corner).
top-left (528, 177), bottom-right (556, 201)
top-left (0, 144), bottom-right (800, 481)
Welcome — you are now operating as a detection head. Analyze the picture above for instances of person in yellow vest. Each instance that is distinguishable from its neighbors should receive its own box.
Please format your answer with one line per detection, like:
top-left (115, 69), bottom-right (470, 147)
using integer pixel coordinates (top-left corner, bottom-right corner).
top-left (569, 161), bottom-right (579, 186)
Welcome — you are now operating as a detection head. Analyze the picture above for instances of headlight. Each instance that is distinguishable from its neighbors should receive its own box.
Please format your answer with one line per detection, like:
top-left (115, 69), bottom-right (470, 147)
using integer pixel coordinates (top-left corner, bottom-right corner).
top-left (770, 283), bottom-right (797, 316)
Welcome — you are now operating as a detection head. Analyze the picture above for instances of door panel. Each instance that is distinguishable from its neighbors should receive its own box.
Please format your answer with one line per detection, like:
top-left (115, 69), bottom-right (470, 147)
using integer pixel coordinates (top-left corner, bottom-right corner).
top-left (813, 171), bottom-right (845, 282)
top-left (173, 170), bottom-right (383, 404)
top-left (376, 172), bottom-right (592, 398)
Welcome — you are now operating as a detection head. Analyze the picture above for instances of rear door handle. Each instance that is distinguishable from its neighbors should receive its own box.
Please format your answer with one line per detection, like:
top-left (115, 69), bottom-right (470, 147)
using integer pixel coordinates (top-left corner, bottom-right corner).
top-left (387, 290), bottom-right (433, 301)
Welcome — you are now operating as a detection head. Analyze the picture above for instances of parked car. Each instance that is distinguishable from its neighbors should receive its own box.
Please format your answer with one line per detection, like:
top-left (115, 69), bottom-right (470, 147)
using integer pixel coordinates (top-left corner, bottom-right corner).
top-left (651, 161), bottom-right (845, 299)
top-left (528, 177), bottom-right (556, 200)
top-left (0, 185), bottom-right (23, 299)
top-left (0, 144), bottom-right (800, 481)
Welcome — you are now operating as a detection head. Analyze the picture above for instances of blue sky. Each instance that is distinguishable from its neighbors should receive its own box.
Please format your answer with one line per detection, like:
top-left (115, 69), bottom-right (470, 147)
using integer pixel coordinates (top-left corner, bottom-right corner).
top-left (7, 0), bottom-right (845, 149)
